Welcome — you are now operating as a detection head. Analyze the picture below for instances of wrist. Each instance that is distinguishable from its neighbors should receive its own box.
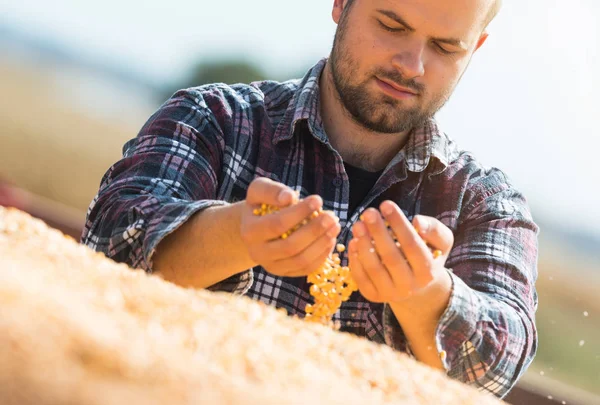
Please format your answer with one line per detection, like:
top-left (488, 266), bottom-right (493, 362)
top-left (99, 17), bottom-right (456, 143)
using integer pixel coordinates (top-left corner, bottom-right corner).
top-left (389, 269), bottom-right (452, 332)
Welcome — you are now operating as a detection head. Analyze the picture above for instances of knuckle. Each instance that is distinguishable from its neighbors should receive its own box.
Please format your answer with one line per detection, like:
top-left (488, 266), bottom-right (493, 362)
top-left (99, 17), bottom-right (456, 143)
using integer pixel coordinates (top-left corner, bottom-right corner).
top-left (297, 254), bottom-right (312, 269)
top-left (404, 235), bottom-right (420, 250)
top-left (380, 254), bottom-right (396, 270)
top-left (248, 177), bottom-right (264, 193)
top-left (420, 260), bottom-right (433, 273)
top-left (282, 241), bottom-right (300, 257)
top-left (271, 215), bottom-right (288, 236)
top-left (320, 241), bottom-right (336, 258)
top-left (311, 219), bottom-right (325, 237)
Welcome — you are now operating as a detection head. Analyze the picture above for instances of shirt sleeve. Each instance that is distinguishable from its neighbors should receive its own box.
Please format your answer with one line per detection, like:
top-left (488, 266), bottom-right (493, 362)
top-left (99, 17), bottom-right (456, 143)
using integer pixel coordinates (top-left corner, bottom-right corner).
top-left (80, 88), bottom-right (253, 295)
top-left (434, 169), bottom-right (539, 398)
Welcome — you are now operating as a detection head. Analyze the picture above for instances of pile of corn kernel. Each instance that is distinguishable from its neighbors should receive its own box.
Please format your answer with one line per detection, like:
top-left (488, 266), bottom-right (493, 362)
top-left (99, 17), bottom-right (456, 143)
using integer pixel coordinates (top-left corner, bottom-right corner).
top-left (253, 203), bottom-right (357, 328)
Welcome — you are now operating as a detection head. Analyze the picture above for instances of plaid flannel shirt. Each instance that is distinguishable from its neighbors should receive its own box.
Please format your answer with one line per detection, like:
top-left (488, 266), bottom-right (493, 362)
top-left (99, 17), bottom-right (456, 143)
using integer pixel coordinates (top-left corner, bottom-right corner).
top-left (82, 59), bottom-right (539, 398)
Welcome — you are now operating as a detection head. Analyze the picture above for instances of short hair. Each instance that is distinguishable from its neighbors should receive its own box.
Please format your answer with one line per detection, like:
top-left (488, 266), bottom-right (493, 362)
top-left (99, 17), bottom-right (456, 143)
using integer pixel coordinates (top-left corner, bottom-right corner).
top-left (483, 0), bottom-right (503, 29)
top-left (343, 0), bottom-right (502, 30)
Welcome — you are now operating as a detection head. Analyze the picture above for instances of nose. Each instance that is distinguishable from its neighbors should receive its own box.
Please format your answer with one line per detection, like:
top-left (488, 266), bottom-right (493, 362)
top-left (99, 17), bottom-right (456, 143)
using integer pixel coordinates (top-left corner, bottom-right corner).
top-left (390, 41), bottom-right (425, 79)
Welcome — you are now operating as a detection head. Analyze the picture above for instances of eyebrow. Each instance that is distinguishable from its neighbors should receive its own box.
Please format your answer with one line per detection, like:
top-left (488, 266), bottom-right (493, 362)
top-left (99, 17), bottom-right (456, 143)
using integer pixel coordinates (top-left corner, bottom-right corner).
top-left (376, 9), bottom-right (467, 49)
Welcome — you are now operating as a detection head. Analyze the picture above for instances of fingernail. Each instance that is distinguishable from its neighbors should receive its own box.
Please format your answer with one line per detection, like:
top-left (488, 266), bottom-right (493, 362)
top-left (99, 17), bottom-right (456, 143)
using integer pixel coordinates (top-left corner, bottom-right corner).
top-left (364, 211), bottom-right (376, 224)
top-left (327, 225), bottom-right (340, 238)
top-left (353, 223), bottom-right (366, 237)
top-left (415, 217), bottom-right (429, 233)
top-left (308, 197), bottom-right (320, 212)
top-left (321, 215), bottom-right (334, 229)
top-left (381, 203), bottom-right (393, 216)
top-left (278, 189), bottom-right (293, 204)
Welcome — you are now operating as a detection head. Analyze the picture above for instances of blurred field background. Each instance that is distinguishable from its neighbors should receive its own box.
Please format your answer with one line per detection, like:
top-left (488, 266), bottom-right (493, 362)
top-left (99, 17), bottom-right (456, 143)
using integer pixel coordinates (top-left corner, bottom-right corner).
top-left (1, 0), bottom-right (599, 404)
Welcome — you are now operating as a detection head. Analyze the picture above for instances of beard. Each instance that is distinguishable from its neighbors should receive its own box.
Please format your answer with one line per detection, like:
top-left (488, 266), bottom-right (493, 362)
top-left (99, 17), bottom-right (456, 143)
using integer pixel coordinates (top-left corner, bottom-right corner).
top-left (329, 9), bottom-right (452, 134)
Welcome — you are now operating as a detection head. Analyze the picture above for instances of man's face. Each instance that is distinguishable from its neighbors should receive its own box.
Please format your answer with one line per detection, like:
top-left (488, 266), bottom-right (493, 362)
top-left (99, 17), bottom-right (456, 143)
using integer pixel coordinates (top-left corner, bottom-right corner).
top-left (329, 0), bottom-right (490, 133)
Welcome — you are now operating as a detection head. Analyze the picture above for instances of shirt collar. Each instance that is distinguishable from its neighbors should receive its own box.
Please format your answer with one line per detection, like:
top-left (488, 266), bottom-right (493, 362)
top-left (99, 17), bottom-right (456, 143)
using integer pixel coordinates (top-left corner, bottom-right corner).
top-left (402, 119), bottom-right (458, 175)
top-left (273, 58), bottom-right (328, 145)
top-left (273, 59), bottom-right (458, 175)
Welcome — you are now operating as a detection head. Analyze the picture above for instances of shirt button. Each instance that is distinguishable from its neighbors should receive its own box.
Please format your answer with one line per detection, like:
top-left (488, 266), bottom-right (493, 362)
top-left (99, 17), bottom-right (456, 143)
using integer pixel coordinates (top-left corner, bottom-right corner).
top-left (333, 177), bottom-right (343, 187)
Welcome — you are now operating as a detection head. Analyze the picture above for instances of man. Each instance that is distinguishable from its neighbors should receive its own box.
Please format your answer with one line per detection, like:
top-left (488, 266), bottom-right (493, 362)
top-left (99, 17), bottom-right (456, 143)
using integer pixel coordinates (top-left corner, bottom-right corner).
top-left (82, 0), bottom-right (538, 398)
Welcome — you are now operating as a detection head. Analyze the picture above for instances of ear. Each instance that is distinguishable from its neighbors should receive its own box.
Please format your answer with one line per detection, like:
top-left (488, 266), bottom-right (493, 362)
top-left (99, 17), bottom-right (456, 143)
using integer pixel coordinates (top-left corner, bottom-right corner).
top-left (474, 32), bottom-right (489, 52)
top-left (332, 0), bottom-right (349, 24)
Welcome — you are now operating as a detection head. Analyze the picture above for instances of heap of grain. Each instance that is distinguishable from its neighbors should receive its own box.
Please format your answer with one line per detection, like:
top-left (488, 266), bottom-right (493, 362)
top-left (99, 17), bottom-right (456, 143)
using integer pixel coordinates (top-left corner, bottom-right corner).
top-left (0, 207), bottom-right (503, 405)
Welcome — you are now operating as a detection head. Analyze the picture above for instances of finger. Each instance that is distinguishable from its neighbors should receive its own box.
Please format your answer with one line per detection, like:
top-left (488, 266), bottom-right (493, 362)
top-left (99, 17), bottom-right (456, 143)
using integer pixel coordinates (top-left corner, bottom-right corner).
top-left (379, 201), bottom-right (433, 285)
top-left (246, 177), bottom-right (300, 207)
top-left (245, 195), bottom-right (324, 242)
top-left (359, 208), bottom-right (413, 290)
top-left (352, 222), bottom-right (395, 300)
top-left (274, 233), bottom-right (338, 277)
top-left (263, 212), bottom-right (340, 261)
top-left (348, 239), bottom-right (378, 302)
top-left (412, 215), bottom-right (454, 256)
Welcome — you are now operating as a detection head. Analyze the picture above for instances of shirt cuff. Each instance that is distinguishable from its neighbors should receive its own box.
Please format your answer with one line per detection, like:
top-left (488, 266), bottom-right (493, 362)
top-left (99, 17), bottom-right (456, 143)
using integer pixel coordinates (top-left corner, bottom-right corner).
top-left (142, 199), bottom-right (254, 295)
top-left (435, 269), bottom-right (480, 372)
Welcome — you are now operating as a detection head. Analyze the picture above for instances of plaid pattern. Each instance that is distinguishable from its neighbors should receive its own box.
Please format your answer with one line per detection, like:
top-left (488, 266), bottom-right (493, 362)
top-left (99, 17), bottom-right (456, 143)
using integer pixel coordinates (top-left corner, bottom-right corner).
top-left (82, 59), bottom-right (538, 399)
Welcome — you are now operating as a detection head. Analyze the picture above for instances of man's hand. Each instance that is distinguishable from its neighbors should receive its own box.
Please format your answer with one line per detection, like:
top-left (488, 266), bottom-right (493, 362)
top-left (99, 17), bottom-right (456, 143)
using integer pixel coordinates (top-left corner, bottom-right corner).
top-left (348, 200), bottom-right (454, 369)
top-left (348, 200), bottom-right (453, 304)
top-left (241, 178), bottom-right (341, 278)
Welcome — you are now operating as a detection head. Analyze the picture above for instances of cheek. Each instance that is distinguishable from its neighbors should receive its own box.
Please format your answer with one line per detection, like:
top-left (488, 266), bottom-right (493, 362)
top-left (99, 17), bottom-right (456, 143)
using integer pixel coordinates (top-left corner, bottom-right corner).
top-left (424, 58), bottom-right (463, 93)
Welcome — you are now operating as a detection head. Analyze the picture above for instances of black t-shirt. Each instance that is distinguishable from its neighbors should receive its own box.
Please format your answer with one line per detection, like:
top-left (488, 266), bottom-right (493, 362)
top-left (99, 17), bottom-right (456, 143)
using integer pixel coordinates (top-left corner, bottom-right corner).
top-left (344, 162), bottom-right (383, 215)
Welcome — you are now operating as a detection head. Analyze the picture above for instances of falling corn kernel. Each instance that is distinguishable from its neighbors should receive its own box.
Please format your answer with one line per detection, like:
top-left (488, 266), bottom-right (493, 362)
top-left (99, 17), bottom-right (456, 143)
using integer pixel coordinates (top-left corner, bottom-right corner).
top-left (439, 350), bottom-right (447, 362)
top-left (253, 201), bottom-right (357, 329)
top-left (432, 250), bottom-right (443, 259)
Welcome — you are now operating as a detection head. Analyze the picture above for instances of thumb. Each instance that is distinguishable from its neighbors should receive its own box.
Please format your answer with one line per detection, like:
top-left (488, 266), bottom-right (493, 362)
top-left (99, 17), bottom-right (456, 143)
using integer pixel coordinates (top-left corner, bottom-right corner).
top-left (246, 177), bottom-right (298, 208)
top-left (412, 215), bottom-right (454, 254)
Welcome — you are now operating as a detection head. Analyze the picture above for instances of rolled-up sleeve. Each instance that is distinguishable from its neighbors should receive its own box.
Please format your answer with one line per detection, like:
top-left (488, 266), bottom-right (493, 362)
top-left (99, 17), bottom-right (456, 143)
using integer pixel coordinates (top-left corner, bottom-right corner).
top-left (435, 170), bottom-right (539, 398)
top-left (81, 89), bottom-right (252, 294)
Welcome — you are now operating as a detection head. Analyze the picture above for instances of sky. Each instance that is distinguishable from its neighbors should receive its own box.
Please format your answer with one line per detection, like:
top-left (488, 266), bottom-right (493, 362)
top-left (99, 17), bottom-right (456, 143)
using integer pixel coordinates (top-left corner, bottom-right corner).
top-left (1, 0), bottom-right (599, 236)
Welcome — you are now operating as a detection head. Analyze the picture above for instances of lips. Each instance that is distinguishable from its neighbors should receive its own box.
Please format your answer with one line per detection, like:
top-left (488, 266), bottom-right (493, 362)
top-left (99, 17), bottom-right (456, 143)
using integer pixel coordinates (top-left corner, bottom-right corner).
top-left (375, 77), bottom-right (419, 100)
top-left (377, 77), bottom-right (418, 95)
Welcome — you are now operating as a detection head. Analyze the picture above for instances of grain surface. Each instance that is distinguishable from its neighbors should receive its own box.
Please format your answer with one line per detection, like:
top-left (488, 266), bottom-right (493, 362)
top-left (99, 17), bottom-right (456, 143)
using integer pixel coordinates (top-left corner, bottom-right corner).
top-left (0, 207), bottom-right (503, 405)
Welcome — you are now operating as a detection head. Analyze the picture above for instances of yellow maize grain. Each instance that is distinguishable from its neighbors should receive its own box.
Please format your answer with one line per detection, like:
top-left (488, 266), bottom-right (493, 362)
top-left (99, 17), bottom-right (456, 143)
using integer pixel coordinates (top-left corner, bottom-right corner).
top-left (254, 201), bottom-right (359, 328)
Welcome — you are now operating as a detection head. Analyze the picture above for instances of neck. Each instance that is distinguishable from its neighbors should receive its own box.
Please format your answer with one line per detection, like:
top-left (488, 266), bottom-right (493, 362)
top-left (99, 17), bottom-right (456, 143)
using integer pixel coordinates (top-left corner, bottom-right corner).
top-left (319, 61), bottom-right (412, 172)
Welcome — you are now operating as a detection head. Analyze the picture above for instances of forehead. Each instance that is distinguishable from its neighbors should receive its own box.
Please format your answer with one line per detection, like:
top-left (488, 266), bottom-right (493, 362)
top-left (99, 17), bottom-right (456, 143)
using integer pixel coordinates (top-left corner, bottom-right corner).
top-left (365, 0), bottom-right (490, 42)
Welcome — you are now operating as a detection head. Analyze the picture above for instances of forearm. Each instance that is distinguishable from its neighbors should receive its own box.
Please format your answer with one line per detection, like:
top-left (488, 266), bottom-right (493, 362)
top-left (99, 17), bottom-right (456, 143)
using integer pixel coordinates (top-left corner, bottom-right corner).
top-left (152, 201), bottom-right (256, 289)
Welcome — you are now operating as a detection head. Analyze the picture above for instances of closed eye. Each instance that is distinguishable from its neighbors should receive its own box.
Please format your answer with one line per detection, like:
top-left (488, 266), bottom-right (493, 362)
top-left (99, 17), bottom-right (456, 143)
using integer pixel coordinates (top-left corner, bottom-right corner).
top-left (433, 42), bottom-right (455, 55)
top-left (378, 20), bottom-right (405, 33)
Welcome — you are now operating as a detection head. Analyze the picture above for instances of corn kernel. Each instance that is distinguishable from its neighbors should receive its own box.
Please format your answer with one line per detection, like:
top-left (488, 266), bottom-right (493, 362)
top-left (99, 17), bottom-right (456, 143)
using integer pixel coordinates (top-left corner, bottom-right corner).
top-left (253, 201), bottom-right (357, 328)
